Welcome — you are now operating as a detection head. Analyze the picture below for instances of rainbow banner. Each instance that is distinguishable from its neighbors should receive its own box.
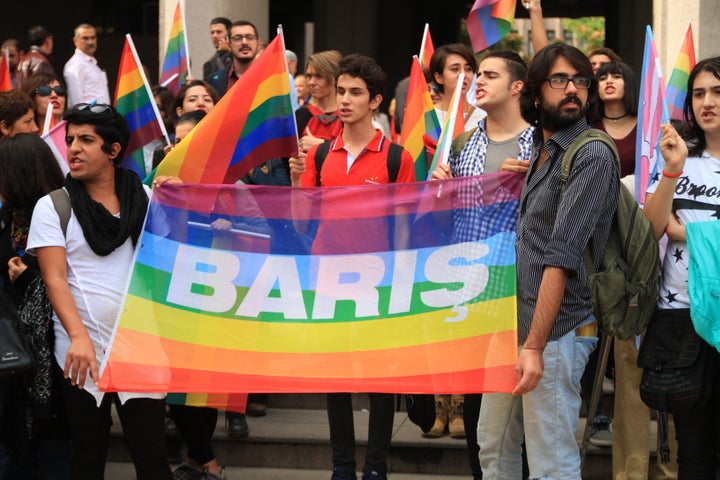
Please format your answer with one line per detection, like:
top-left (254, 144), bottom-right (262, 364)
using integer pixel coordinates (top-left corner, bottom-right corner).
top-left (0, 47), bottom-right (12, 92)
top-left (466, 0), bottom-right (516, 53)
top-left (635, 26), bottom-right (670, 205)
top-left (155, 34), bottom-right (298, 185)
top-left (399, 56), bottom-right (441, 181)
top-left (159, 0), bottom-right (190, 95)
top-left (97, 176), bottom-right (521, 394)
top-left (419, 24), bottom-right (435, 68)
top-left (115, 35), bottom-right (170, 178)
top-left (666, 22), bottom-right (696, 121)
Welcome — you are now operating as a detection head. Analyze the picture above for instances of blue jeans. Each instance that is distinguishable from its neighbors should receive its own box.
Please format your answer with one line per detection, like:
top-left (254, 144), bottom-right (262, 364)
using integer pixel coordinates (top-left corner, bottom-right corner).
top-left (478, 326), bottom-right (597, 480)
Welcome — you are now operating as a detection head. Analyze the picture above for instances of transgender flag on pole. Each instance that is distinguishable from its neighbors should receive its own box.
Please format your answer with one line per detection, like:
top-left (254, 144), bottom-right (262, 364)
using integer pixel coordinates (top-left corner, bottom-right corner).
top-left (635, 26), bottom-right (670, 205)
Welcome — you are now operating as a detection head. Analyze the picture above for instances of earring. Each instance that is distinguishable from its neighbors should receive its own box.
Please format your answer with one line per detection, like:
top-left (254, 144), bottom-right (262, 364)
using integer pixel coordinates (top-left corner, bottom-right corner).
top-left (534, 100), bottom-right (540, 108)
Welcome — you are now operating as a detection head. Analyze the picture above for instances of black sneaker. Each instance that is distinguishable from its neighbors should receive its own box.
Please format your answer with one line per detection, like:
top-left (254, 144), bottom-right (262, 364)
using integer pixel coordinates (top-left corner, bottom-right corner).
top-left (330, 466), bottom-right (357, 480)
top-left (226, 412), bottom-right (249, 438)
top-left (589, 414), bottom-right (613, 448)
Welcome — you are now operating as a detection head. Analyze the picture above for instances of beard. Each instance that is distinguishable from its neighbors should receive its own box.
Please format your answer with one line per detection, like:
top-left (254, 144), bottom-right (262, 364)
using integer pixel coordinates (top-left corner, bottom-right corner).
top-left (541, 95), bottom-right (587, 132)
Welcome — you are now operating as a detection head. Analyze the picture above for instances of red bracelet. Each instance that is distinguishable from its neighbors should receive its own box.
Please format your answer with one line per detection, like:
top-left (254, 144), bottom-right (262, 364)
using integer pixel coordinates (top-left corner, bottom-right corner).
top-left (662, 169), bottom-right (683, 179)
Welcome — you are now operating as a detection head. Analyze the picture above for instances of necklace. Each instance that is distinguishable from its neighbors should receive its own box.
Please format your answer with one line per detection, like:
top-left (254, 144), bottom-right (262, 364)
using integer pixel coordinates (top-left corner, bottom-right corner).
top-left (603, 113), bottom-right (628, 122)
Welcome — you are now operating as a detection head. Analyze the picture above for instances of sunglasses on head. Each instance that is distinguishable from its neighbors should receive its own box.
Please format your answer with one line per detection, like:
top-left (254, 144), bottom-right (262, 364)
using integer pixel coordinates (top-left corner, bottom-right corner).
top-left (70, 102), bottom-right (113, 113)
top-left (35, 85), bottom-right (66, 97)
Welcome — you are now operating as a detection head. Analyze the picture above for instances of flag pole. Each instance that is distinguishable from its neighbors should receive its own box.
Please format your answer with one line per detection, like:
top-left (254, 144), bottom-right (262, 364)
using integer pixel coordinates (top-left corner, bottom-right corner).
top-left (419, 23), bottom-right (429, 59)
top-left (126, 34), bottom-right (172, 145)
top-left (277, 24), bottom-right (301, 152)
top-left (179, 0), bottom-right (192, 77)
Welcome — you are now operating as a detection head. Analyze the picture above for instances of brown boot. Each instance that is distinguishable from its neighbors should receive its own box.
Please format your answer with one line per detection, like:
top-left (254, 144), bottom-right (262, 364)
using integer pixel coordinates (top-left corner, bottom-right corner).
top-left (449, 394), bottom-right (465, 439)
top-left (421, 395), bottom-right (449, 438)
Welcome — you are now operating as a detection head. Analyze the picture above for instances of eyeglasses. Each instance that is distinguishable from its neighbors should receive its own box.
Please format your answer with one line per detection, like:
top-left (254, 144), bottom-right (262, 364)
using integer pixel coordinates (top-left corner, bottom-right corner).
top-left (70, 103), bottom-right (113, 113)
top-left (35, 85), bottom-right (67, 97)
top-left (428, 84), bottom-right (442, 95)
top-left (230, 34), bottom-right (257, 43)
top-left (545, 76), bottom-right (592, 89)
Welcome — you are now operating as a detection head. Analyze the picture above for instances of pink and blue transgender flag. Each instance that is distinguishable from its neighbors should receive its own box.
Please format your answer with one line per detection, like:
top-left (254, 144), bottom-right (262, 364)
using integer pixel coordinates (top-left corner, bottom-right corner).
top-left (466, 0), bottom-right (517, 53)
top-left (666, 22), bottom-right (696, 121)
top-left (159, 0), bottom-right (189, 95)
top-left (635, 26), bottom-right (670, 205)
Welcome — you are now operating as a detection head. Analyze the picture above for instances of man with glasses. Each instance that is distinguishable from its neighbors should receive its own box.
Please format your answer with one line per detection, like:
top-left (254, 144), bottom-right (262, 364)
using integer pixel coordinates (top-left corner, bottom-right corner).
top-left (477, 43), bottom-right (619, 480)
top-left (208, 20), bottom-right (260, 97)
top-left (63, 24), bottom-right (110, 107)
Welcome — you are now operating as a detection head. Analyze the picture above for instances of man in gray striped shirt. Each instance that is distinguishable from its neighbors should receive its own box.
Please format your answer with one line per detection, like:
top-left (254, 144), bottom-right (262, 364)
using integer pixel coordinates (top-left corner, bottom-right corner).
top-left (478, 43), bottom-right (619, 480)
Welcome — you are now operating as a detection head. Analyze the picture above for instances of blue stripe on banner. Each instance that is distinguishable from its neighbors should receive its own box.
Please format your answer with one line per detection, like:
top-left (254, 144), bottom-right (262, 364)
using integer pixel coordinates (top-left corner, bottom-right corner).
top-left (136, 229), bottom-right (517, 290)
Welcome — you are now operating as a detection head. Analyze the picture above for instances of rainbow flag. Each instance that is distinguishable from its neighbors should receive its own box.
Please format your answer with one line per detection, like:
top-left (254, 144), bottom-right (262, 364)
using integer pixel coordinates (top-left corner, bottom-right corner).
top-left (666, 22), bottom-right (696, 121)
top-left (155, 34), bottom-right (298, 185)
top-left (399, 56), bottom-right (441, 181)
top-left (159, 0), bottom-right (189, 95)
top-left (466, 0), bottom-right (516, 53)
top-left (635, 26), bottom-right (670, 205)
top-left (0, 48), bottom-right (12, 92)
top-left (419, 24), bottom-right (435, 68)
top-left (115, 35), bottom-right (170, 178)
top-left (97, 176), bottom-right (521, 394)
top-left (167, 392), bottom-right (248, 413)
top-left (427, 73), bottom-right (465, 177)
top-left (41, 120), bottom-right (69, 175)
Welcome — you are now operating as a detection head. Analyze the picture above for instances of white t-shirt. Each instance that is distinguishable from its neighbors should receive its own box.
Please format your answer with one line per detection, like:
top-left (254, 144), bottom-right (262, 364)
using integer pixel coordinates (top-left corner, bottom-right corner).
top-left (26, 186), bottom-right (162, 405)
top-left (646, 151), bottom-right (720, 309)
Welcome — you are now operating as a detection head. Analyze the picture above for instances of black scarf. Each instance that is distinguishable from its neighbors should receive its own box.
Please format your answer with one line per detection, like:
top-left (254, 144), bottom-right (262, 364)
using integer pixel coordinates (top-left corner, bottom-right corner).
top-left (64, 168), bottom-right (148, 256)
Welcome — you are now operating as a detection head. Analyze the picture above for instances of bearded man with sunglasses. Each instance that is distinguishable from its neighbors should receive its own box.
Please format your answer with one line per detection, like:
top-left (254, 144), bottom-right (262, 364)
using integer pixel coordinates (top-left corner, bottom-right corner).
top-left (27, 103), bottom-right (177, 480)
top-left (477, 43), bottom-right (619, 480)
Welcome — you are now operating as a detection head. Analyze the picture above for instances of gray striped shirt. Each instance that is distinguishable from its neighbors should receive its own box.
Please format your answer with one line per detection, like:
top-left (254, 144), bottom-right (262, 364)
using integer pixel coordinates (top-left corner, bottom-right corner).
top-left (516, 118), bottom-right (619, 344)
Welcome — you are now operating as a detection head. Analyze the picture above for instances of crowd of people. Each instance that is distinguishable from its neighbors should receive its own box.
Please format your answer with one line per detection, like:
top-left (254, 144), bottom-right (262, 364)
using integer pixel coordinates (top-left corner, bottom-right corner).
top-left (1, 4), bottom-right (719, 480)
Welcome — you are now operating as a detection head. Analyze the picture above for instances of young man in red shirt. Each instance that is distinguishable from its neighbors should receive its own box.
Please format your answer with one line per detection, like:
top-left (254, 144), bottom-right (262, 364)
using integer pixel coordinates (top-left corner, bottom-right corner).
top-left (290, 54), bottom-right (414, 480)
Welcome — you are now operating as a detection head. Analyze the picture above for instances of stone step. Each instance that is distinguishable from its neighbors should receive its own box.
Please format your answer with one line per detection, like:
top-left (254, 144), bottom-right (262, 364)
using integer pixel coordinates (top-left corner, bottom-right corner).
top-left (107, 406), bottom-right (647, 478)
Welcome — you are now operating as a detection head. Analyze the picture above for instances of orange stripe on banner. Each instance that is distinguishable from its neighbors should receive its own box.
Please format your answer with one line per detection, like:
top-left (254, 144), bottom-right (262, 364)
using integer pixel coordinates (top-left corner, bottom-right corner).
top-left (105, 327), bottom-right (517, 379)
top-left (100, 363), bottom-right (518, 394)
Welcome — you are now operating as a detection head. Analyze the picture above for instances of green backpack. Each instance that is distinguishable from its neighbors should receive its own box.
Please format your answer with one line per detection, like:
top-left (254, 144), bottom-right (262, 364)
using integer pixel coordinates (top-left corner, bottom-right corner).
top-left (560, 129), bottom-right (659, 340)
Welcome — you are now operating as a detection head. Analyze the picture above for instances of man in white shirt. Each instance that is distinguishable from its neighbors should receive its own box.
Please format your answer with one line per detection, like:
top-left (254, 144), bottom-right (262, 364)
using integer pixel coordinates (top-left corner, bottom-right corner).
top-left (63, 24), bottom-right (110, 107)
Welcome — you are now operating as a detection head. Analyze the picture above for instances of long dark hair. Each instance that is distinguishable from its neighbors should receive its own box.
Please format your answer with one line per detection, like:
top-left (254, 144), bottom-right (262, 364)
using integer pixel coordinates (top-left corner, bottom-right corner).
top-left (0, 133), bottom-right (65, 222)
top-left (683, 56), bottom-right (720, 157)
top-left (520, 43), bottom-right (598, 127)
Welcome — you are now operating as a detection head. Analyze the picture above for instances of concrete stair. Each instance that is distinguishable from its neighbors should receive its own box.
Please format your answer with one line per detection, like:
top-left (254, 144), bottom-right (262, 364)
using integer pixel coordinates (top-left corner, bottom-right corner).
top-left (104, 393), bottom-right (646, 479)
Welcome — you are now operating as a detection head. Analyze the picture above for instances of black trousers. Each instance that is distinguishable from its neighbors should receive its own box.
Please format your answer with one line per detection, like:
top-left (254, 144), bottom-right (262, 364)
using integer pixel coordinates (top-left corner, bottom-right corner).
top-left (55, 364), bottom-right (171, 480)
top-left (168, 404), bottom-right (217, 465)
top-left (326, 392), bottom-right (394, 476)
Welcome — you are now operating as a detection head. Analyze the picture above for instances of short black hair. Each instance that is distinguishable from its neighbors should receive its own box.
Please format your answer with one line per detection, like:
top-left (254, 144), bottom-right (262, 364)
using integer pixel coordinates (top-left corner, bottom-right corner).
top-left (176, 110), bottom-right (207, 128)
top-left (63, 104), bottom-right (131, 164)
top-left (429, 44), bottom-right (478, 94)
top-left (483, 51), bottom-right (527, 83)
top-left (173, 80), bottom-right (220, 113)
top-left (596, 61), bottom-right (638, 117)
top-left (231, 20), bottom-right (258, 39)
top-left (210, 17), bottom-right (232, 32)
top-left (28, 26), bottom-right (52, 47)
top-left (335, 54), bottom-right (387, 99)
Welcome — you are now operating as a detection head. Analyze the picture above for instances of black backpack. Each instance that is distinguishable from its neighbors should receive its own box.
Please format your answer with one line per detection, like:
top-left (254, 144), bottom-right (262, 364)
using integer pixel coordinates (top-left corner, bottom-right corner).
top-left (313, 140), bottom-right (404, 186)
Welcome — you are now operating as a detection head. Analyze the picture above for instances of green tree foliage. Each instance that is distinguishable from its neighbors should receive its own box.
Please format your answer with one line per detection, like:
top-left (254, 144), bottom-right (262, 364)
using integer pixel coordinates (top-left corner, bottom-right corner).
top-left (562, 17), bottom-right (606, 54)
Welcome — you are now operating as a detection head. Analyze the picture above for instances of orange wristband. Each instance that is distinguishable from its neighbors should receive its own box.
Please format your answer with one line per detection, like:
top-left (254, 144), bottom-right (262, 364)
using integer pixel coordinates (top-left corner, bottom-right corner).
top-left (662, 169), bottom-right (683, 179)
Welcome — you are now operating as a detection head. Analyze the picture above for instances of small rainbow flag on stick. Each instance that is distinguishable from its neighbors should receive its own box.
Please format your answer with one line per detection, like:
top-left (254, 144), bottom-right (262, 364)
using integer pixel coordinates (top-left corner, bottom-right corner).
top-left (666, 22), bottom-right (696, 121)
top-left (400, 56), bottom-right (441, 181)
top-left (97, 176), bottom-right (521, 395)
top-left (115, 34), bottom-right (170, 178)
top-left (427, 73), bottom-right (465, 176)
top-left (159, 0), bottom-right (190, 95)
top-left (419, 24), bottom-right (435, 68)
top-left (155, 32), bottom-right (298, 185)
top-left (466, 0), bottom-right (517, 53)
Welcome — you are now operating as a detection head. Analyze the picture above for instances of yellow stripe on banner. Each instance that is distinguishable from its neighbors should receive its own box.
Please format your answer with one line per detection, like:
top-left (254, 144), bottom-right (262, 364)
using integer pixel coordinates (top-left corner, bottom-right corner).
top-left (119, 294), bottom-right (516, 353)
top-left (116, 70), bottom-right (144, 100)
top-left (251, 72), bottom-right (290, 110)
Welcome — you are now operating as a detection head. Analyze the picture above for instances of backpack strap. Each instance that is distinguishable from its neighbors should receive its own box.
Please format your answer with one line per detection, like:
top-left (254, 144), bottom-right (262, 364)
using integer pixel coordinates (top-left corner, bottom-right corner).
top-left (387, 143), bottom-right (404, 184)
top-left (48, 188), bottom-right (71, 238)
top-left (558, 129), bottom-right (620, 275)
top-left (314, 140), bottom-right (331, 186)
top-left (450, 126), bottom-right (478, 158)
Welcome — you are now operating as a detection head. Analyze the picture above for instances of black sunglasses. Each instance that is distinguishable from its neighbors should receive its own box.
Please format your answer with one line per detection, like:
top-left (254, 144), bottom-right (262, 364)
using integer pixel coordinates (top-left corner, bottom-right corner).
top-left (35, 85), bottom-right (66, 97)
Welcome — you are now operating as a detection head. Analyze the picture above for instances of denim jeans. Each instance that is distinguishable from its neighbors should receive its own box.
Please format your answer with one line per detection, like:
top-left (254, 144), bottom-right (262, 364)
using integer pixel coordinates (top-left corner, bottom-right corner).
top-left (478, 326), bottom-right (597, 480)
